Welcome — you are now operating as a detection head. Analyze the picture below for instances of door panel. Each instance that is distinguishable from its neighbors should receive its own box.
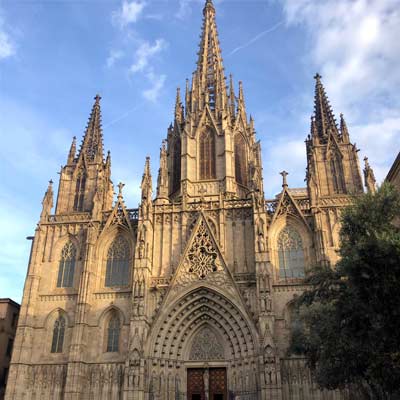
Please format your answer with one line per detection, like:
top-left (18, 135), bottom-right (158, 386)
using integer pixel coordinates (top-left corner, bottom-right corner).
top-left (187, 367), bottom-right (227, 400)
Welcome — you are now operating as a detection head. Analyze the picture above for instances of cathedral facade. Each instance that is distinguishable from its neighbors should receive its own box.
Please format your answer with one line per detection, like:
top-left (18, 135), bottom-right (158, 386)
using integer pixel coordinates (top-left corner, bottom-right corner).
top-left (6, 1), bottom-right (376, 399)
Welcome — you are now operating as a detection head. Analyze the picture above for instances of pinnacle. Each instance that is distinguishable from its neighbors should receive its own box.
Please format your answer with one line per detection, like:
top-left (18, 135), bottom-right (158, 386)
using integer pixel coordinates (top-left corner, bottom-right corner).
top-left (77, 94), bottom-right (104, 163)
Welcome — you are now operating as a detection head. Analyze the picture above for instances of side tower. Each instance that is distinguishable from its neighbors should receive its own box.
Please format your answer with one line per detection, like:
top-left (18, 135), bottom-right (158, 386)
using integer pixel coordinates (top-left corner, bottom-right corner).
top-left (306, 74), bottom-right (364, 264)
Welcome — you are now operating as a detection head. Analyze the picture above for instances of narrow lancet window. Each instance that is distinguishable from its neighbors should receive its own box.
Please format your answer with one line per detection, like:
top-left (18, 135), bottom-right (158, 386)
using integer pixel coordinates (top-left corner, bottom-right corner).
top-left (51, 316), bottom-right (66, 353)
top-left (57, 242), bottom-right (76, 288)
top-left (172, 137), bottom-right (181, 194)
top-left (235, 134), bottom-right (247, 186)
top-left (106, 313), bottom-right (120, 352)
top-left (105, 236), bottom-right (130, 287)
top-left (73, 172), bottom-right (86, 211)
top-left (199, 129), bottom-right (216, 180)
top-left (330, 153), bottom-right (345, 193)
top-left (278, 227), bottom-right (305, 279)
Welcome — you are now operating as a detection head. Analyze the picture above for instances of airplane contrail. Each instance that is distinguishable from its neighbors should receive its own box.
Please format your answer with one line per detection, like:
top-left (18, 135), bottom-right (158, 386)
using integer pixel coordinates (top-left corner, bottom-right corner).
top-left (228, 20), bottom-right (284, 57)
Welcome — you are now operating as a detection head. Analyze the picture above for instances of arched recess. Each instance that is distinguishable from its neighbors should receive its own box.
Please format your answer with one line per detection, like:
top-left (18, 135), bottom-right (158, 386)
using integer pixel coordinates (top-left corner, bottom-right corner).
top-left (98, 306), bottom-right (125, 353)
top-left (147, 286), bottom-right (258, 363)
top-left (269, 215), bottom-right (313, 282)
top-left (327, 148), bottom-right (345, 194)
top-left (199, 129), bottom-right (216, 180)
top-left (94, 225), bottom-right (134, 290)
top-left (42, 308), bottom-right (70, 358)
top-left (234, 133), bottom-right (248, 186)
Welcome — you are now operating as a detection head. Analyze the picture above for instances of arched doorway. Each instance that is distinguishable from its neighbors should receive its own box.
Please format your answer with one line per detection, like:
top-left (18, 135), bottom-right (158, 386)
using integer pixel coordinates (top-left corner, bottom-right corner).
top-left (146, 286), bottom-right (259, 399)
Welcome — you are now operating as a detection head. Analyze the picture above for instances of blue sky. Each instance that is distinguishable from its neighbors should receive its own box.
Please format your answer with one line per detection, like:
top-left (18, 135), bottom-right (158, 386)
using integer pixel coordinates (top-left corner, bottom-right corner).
top-left (0, 0), bottom-right (399, 302)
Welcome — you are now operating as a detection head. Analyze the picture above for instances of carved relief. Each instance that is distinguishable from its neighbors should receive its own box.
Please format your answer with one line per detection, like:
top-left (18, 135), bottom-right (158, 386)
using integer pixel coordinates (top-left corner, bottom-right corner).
top-left (189, 327), bottom-right (224, 360)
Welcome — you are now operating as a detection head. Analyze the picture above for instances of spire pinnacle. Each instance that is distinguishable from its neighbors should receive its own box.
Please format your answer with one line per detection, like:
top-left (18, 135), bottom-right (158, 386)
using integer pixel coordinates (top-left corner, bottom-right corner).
top-left (363, 157), bottom-right (376, 193)
top-left (175, 87), bottom-right (184, 123)
top-left (41, 179), bottom-right (54, 220)
top-left (68, 136), bottom-right (77, 164)
top-left (141, 156), bottom-right (152, 203)
top-left (313, 74), bottom-right (338, 140)
top-left (156, 140), bottom-right (169, 200)
top-left (196, 0), bottom-right (227, 112)
top-left (78, 94), bottom-right (104, 163)
top-left (340, 113), bottom-right (350, 143)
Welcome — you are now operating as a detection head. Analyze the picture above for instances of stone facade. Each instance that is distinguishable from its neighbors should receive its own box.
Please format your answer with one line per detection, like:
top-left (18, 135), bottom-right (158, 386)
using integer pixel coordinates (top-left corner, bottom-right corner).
top-left (387, 152), bottom-right (400, 189)
top-left (0, 299), bottom-right (20, 400)
top-left (6, 1), bottom-right (376, 399)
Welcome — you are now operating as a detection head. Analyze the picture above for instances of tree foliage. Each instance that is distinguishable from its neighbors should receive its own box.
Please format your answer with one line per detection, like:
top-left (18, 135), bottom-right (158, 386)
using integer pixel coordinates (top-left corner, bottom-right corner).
top-left (289, 183), bottom-right (400, 399)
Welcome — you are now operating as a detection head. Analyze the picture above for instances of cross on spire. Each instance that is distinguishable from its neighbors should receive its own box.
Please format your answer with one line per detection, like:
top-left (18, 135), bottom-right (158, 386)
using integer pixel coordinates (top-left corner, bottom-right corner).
top-left (117, 182), bottom-right (125, 199)
top-left (280, 171), bottom-right (289, 187)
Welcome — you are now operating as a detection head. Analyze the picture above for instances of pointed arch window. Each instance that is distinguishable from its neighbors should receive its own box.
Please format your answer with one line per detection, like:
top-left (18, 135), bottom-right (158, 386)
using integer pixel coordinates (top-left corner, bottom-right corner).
top-left (51, 315), bottom-right (66, 353)
top-left (278, 227), bottom-right (305, 279)
top-left (329, 152), bottom-right (345, 193)
top-left (57, 241), bottom-right (76, 288)
top-left (171, 137), bottom-right (181, 194)
top-left (73, 171), bottom-right (86, 211)
top-left (105, 236), bottom-right (130, 287)
top-left (235, 134), bottom-right (247, 186)
top-left (199, 129), bottom-right (216, 180)
top-left (106, 313), bottom-right (120, 352)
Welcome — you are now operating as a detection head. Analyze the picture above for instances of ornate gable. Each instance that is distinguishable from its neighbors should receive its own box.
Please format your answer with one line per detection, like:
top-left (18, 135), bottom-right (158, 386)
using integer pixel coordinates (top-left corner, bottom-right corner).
top-left (272, 187), bottom-right (309, 228)
top-left (103, 188), bottom-right (134, 234)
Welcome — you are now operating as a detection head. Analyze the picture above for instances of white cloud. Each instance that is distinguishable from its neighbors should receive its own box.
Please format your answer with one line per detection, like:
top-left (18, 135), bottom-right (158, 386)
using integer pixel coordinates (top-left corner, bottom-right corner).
top-left (113, 0), bottom-right (146, 28)
top-left (0, 12), bottom-right (15, 60)
top-left (143, 71), bottom-right (166, 102)
top-left (106, 49), bottom-right (124, 68)
top-left (130, 39), bottom-right (167, 74)
top-left (279, 0), bottom-right (400, 184)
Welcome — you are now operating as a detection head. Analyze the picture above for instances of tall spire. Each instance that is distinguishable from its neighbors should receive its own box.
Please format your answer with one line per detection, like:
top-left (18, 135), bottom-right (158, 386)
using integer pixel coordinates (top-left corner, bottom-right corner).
top-left (174, 87), bottom-right (184, 124)
top-left (78, 94), bottom-right (104, 163)
top-left (195, 0), bottom-right (227, 112)
top-left (313, 74), bottom-right (338, 140)
top-left (40, 180), bottom-right (54, 221)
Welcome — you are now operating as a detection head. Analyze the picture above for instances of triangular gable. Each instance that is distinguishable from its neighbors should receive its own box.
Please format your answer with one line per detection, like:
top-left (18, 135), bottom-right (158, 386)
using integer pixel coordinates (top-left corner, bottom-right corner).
top-left (103, 197), bottom-right (133, 234)
top-left (272, 187), bottom-right (309, 229)
top-left (160, 213), bottom-right (245, 303)
top-left (326, 130), bottom-right (343, 158)
top-left (233, 110), bottom-right (248, 135)
top-left (193, 105), bottom-right (221, 138)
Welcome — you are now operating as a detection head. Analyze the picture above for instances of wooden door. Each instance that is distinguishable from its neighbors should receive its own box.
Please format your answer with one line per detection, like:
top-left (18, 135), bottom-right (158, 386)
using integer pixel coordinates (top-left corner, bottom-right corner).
top-left (187, 368), bottom-right (205, 400)
top-left (209, 368), bottom-right (227, 400)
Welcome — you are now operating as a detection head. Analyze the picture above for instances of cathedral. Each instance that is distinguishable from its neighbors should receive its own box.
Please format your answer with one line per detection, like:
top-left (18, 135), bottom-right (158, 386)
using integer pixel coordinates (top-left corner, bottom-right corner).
top-left (6, 1), bottom-right (377, 399)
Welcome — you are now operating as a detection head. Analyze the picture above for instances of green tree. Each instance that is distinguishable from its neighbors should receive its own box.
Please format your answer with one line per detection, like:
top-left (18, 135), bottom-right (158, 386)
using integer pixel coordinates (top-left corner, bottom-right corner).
top-left (289, 183), bottom-right (400, 399)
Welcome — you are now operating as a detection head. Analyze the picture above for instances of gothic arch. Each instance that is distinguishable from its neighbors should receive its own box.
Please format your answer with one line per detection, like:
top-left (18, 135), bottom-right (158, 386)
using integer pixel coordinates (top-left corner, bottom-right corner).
top-left (199, 128), bottom-right (216, 180)
top-left (94, 226), bottom-right (134, 290)
top-left (269, 215), bottom-right (313, 281)
top-left (99, 306), bottom-right (124, 353)
top-left (51, 233), bottom-right (81, 263)
top-left (42, 308), bottom-right (70, 360)
top-left (147, 286), bottom-right (258, 363)
top-left (234, 132), bottom-right (248, 186)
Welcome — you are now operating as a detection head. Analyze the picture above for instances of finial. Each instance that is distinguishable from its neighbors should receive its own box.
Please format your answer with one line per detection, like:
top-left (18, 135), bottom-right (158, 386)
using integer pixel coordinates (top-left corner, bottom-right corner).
top-left (280, 171), bottom-right (289, 187)
top-left (94, 94), bottom-right (101, 103)
top-left (49, 179), bottom-right (53, 186)
top-left (117, 182), bottom-right (125, 199)
top-left (364, 156), bottom-right (370, 167)
top-left (314, 73), bottom-right (322, 81)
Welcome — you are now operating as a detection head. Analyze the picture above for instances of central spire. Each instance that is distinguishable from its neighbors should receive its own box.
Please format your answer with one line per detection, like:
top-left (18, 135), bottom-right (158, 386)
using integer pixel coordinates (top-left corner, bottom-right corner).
top-left (195, 0), bottom-right (227, 111)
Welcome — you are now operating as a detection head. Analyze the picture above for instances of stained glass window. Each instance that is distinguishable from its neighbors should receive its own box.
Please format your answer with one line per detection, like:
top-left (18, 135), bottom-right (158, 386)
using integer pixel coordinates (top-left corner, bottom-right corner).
top-left (106, 313), bottom-right (120, 352)
top-left (235, 134), bottom-right (247, 186)
top-left (105, 236), bottom-right (130, 287)
top-left (278, 227), bottom-right (305, 279)
top-left (51, 316), bottom-right (65, 353)
top-left (57, 242), bottom-right (76, 288)
top-left (199, 130), bottom-right (216, 180)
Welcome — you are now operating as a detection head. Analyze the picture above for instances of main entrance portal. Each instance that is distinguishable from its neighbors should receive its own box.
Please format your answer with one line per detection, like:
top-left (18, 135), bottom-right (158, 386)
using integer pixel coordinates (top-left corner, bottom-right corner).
top-left (187, 368), bottom-right (227, 400)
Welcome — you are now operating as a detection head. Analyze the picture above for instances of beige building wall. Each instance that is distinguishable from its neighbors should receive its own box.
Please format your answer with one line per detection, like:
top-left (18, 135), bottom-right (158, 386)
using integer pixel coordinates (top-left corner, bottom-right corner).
top-left (0, 299), bottom-right (20, 400)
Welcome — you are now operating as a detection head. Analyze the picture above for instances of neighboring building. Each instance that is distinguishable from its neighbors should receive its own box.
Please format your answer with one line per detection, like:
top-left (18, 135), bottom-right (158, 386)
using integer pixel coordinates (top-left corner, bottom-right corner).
top-left (6, 1), bottom-right (377, 399)
top-left (386, 152), bottom-right (400, 189)
top-left (0, 299), bottom-right (20, 400)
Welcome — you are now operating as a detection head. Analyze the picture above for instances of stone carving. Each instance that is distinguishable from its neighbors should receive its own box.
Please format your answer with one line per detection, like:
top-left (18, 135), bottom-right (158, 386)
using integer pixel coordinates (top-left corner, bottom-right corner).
top-left (189, 327), bottom-right (224, 360)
